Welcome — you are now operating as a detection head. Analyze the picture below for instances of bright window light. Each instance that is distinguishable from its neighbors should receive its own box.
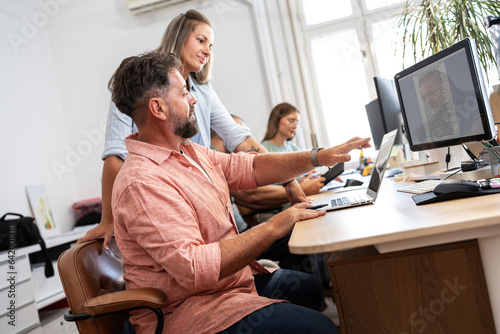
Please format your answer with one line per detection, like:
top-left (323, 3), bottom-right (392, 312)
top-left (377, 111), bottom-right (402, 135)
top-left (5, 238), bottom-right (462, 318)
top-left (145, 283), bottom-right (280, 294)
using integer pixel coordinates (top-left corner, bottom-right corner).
top-left (301, 0), bottom-right (353, 25)
top-left (365, 0), bottom-right (406, 11)
top-left (310, 29), bottom-right (372, 148)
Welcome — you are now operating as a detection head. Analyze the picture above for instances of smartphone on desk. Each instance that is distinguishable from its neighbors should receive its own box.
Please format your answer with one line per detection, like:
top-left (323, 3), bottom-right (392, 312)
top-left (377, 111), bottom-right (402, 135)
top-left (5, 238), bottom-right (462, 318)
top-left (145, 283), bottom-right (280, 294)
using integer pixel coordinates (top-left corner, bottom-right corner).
top-left (322, 162), bottom-right (344, 186)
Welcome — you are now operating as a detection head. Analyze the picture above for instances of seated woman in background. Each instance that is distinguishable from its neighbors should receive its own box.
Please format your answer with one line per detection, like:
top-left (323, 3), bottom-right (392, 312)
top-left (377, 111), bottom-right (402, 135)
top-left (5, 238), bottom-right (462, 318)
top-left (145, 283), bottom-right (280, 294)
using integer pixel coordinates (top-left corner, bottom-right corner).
top-left (261, 102), bottom-right (303, 153)
top-left (262, 103), bottom-right (333, 287)
top-left (261, 102), bottom-right (326, 194)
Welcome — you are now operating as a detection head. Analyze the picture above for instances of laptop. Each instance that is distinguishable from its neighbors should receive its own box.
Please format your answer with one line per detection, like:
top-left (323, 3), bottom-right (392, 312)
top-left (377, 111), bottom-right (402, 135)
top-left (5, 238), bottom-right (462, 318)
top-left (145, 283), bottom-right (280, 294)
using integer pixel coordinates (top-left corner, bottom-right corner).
top-left (319, 129), bottom-right (397, 211)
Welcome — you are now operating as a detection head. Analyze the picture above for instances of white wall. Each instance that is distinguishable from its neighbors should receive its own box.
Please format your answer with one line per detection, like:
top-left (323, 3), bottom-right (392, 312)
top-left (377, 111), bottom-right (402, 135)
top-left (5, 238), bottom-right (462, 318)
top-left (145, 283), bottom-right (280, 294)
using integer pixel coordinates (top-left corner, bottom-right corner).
top-left (0, 0), bottom-right (278, 232)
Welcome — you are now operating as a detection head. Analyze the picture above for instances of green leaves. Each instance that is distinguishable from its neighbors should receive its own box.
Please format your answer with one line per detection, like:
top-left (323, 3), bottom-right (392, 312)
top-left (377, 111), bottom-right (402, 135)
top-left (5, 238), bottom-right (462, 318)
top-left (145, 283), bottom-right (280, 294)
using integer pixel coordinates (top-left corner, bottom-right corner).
top-left (396, 0), bottom-right (500, 80)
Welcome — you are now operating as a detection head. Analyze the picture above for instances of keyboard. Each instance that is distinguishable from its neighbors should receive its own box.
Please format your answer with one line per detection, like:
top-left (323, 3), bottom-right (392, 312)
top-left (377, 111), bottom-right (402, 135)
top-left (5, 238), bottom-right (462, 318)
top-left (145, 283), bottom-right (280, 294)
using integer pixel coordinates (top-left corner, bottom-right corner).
top-left (397, 180), bottom-right (442, 194)
top-left (330, 194), bottom-right (372, 207)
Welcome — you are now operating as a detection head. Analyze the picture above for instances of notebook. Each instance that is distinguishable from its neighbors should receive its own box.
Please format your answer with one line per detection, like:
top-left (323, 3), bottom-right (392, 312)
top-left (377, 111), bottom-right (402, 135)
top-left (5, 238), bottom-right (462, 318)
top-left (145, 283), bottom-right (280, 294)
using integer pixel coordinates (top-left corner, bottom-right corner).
top-left (319, 129), bottom-right (398, 211)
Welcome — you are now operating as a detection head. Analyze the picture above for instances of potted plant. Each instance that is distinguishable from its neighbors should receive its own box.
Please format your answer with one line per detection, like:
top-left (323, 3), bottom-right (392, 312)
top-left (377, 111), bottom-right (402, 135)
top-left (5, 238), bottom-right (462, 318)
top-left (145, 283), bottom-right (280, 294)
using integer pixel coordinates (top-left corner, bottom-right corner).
top-left (396, 0), bottom-right (500, 80)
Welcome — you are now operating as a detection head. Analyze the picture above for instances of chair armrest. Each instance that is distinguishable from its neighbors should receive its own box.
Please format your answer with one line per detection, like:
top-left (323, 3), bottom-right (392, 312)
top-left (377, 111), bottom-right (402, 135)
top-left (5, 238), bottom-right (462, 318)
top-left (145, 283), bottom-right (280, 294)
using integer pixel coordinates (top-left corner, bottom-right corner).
top-left (84, 287), bottom-right (167, 315)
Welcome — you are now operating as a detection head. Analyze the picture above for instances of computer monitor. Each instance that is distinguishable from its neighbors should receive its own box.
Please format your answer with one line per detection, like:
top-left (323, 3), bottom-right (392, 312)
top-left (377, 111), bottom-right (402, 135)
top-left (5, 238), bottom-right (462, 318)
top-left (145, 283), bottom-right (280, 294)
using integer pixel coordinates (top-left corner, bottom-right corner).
top-left (374, 77), bottom-right (404, 146)
top-left (365, 99), bottom-right (385, 150)
top-left (365, 77), bottom-right (404, 149)
top-left (394, 38), bottom-right (496, 152)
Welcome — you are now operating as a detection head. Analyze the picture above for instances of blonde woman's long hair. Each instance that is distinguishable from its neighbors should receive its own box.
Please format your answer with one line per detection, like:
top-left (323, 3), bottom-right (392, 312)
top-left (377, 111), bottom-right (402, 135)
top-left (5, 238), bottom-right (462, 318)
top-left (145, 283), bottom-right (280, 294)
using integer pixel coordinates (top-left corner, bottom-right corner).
top-left (155, 9), bottom-right (213, 84)
top-left (262, 102), bottom-right (300, 142)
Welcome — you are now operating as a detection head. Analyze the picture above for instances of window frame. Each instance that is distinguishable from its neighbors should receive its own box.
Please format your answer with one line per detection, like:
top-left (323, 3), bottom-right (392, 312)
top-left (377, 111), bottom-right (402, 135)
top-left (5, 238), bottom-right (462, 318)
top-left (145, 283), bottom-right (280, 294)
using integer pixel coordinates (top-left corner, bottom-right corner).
top-left (288, 0), bottom-right (408, 148)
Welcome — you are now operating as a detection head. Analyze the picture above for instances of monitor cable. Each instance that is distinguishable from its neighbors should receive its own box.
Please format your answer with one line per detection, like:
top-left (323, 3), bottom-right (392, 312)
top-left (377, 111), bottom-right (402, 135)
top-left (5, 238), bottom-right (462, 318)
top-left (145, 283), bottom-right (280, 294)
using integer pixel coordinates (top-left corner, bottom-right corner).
top-left (444, 168), bottom-right (462, 180)
top-left (445, 147), bottom-right (452, 171)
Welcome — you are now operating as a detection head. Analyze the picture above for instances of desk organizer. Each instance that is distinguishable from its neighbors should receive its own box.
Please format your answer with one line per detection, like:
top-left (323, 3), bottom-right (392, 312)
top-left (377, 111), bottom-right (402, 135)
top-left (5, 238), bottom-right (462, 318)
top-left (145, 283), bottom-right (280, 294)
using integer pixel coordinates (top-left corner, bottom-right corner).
top-left (487, 147), bottom-right (500, 177)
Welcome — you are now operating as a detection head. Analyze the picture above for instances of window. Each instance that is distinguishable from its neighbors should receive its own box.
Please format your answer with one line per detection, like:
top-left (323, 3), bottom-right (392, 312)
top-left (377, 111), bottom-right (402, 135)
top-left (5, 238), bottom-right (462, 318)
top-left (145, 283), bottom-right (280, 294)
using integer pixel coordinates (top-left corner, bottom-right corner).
top-left (309, 28), bottom-right (371, 147)
top-left (365, 0), bottom-right (405, 11)
top-left (301, 0), bottom-right (353, 25)
top-left (294, 0), bottom-right (408, 158)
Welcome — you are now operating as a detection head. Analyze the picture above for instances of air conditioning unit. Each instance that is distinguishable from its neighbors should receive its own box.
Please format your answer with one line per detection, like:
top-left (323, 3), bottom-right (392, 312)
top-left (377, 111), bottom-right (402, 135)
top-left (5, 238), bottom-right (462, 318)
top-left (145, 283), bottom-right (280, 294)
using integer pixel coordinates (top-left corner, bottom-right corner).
top-left (127, 0), bottom-right (191, 15)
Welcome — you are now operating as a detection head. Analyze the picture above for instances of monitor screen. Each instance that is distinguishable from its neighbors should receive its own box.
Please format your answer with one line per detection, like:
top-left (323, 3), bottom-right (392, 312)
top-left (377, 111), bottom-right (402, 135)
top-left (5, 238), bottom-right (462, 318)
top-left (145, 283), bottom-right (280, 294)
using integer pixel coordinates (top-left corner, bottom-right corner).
top-left (394, 38), bottom-right (496, 151)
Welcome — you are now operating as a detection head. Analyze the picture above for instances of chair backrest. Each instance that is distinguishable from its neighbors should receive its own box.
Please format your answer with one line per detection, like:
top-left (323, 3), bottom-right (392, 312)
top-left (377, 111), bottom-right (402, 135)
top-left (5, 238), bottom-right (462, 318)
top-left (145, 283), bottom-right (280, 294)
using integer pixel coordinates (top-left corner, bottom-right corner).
top-left (58, 237), bottom-right (134, 333)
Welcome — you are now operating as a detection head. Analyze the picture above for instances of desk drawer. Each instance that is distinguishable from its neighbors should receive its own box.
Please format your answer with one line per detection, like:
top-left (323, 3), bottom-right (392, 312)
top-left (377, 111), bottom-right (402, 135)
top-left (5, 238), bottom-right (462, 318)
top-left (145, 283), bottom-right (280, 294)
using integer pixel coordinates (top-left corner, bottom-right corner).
top-left (0, 279), bottom-right (35, 317)
top-left (0, 301), bottom-right (39, 334)
top-left (31, 261), bottom-right (62, 304)
top-left (0, 254), bottom-right (31, 290)
top-left (328, 241), bottom-right (495, 333)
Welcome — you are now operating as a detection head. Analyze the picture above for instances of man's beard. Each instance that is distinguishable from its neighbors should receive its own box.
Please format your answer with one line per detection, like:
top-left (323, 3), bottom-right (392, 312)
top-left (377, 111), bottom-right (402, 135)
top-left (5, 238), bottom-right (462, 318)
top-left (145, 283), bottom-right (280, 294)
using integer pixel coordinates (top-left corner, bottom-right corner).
top-left (171, 106), bottom-right (198, 138)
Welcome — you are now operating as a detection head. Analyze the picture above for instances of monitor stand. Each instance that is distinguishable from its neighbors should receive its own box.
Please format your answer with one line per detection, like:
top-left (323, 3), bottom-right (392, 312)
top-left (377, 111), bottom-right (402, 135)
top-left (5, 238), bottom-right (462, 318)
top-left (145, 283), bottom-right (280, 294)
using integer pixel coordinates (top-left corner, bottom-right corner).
top-left (413, 145), bottom-right (485, 182)
top-left (439, 165), bottom-right (492, 181)
top-left (413, 174), bottom-right (441, 182)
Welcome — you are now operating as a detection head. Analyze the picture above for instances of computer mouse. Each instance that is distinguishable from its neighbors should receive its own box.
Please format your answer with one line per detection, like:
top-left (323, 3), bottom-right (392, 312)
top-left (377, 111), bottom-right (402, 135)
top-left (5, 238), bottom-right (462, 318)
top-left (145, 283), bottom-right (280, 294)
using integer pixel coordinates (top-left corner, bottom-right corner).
top-left (432, 179), bottom-right (480, 195)
top-left (344, 179), bottom-right (364, 187)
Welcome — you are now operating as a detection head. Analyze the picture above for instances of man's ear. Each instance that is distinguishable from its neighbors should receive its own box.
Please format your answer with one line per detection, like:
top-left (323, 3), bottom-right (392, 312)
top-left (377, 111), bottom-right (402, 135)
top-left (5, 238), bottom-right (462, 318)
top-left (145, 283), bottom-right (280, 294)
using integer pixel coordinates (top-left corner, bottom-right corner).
top-left (149, 97), bottom-right (168, 120)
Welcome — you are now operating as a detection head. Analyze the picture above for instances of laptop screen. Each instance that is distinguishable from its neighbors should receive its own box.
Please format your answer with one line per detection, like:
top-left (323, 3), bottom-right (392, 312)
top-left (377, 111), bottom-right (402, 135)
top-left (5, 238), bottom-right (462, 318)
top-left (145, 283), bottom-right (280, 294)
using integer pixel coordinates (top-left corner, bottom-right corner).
top-left (367, 129), bottom-right (398, 198)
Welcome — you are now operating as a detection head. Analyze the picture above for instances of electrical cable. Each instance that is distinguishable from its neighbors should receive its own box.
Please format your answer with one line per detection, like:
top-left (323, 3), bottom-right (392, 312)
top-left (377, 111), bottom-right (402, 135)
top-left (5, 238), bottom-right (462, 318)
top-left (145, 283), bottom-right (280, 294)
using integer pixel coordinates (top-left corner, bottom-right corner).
top-left (444, 168), bottom-right (462, 180)
top-left (445, 147), bottom-right (451, 171)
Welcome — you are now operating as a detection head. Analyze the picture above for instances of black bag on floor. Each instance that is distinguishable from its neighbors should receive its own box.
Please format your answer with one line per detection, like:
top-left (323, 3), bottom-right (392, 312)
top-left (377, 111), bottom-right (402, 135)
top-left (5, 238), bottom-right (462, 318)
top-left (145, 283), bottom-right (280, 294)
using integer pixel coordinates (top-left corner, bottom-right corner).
top-left (0, 213), bottom-right (54, 277)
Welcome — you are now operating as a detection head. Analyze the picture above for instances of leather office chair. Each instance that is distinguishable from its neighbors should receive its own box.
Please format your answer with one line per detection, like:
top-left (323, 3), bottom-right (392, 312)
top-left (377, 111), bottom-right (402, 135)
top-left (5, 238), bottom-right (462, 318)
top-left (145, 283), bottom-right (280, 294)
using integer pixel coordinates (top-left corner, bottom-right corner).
top-left (58, 237), bottom-right (167, 334)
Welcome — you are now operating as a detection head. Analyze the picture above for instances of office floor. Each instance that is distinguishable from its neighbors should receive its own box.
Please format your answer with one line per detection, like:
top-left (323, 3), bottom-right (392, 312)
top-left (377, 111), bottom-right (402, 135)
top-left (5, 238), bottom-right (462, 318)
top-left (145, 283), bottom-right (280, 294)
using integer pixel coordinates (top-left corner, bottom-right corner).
top-left (322, 286), bottom-right (339, 326)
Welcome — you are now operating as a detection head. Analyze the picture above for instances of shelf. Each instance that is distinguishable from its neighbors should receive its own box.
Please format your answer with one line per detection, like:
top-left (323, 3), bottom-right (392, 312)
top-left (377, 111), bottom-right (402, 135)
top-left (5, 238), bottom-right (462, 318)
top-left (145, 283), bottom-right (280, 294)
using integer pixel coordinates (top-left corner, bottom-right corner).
top-left (45, 225), bottom-right (97, 248)
top-left (0, 224), bottom-right (97, 257)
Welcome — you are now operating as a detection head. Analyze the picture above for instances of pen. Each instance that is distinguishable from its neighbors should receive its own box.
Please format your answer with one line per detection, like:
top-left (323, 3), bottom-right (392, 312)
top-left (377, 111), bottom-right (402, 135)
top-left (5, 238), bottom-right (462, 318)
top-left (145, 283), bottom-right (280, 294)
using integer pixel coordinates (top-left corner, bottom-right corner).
top-left (462, 144), bottom-right (479, 162)
top-left (307, 204), bottom-right (328, 210)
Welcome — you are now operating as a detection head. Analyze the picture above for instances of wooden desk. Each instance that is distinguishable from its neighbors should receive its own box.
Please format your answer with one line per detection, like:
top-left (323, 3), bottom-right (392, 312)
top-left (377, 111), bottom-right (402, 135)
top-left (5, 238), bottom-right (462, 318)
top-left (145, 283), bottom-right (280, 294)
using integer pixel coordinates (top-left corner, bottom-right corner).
top-left (289, 179), bottom-right (500, 333)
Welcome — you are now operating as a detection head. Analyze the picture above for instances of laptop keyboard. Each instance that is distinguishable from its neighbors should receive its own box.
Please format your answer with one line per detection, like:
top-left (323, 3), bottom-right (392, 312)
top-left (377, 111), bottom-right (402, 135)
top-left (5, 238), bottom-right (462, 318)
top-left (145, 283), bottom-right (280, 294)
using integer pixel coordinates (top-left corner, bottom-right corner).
top-left (331, 197), bottom-right (349, 207)
top-left (331, 194), bottom-right (371, 207)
